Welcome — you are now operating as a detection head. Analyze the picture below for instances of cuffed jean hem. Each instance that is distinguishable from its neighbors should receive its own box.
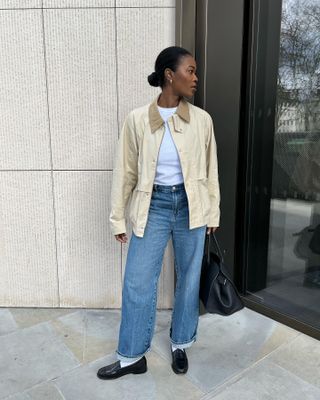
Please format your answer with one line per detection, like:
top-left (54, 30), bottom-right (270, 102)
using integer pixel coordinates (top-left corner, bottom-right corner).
top-left (115, 346), bottom-right (151, 362)
top-left (170, 335), bottom-right (197, 349)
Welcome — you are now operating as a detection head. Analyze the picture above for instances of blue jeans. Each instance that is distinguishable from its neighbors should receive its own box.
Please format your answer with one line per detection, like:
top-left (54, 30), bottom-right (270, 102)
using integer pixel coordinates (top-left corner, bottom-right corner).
top-left (116, 182), bottom-right (207, 362)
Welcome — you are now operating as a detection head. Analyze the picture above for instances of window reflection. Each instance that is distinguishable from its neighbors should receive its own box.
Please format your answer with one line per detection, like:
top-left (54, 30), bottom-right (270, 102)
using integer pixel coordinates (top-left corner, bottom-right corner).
top-left (268, 0), bottom-right (320, 327)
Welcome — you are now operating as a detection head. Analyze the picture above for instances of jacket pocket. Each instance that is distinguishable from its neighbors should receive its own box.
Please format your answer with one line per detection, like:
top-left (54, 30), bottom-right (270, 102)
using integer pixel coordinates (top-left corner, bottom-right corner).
top-left (129, 188), bottom-right (140, 223)
top-left (196, 177), bottom-right (211, 219)
top-left (129, 187), bottom-right (150, 224)
top-left (191, 158), bottom-right (207, 180)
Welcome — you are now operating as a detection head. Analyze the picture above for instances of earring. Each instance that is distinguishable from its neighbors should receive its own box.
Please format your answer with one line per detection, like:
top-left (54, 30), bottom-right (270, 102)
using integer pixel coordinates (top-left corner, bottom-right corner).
top-left (170, 79), bottom-right (172, 84)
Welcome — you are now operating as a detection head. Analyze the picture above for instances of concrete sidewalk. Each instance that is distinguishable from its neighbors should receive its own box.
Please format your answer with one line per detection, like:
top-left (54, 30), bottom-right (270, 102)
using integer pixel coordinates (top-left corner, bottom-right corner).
top-left (0, 306), bottom-right (319, 399)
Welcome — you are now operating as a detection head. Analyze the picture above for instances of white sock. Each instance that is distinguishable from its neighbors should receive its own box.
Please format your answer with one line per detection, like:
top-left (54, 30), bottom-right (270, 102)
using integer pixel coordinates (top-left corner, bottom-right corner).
top-left (172, 344), bottom-right (183, 352)
top-left (120, 357), bottom-right (142, 368)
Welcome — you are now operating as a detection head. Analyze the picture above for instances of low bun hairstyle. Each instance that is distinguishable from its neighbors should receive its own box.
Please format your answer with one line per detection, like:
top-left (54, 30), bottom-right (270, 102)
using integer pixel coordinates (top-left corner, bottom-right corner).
top-left (147, 46), bottom-right (192, 88)
top-left (147, 71), bottom-right (160, 87)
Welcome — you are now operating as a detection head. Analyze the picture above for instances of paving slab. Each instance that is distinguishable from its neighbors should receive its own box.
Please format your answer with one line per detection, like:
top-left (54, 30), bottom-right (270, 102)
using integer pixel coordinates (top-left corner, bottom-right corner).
top-left (152, 307), bottom-right (300, 392)
top-left (1, 307), bottom-right (318, 400)
top-left (53, 350), bottom-right (204, 400)
top-left (3, 393), bottom-right (31, 400)
top-left (0, 322), bottom-right (79, 399)
top-left (9, 308), bottom-right (76, 329)
top-left (267, 333), bottom-right (320, 388)
top-left (201, 358), bottom-right (320, 400)
top-left (82, 309), bottom-right (171, 363)
top-left (0, 309), bottom-right (18, 336)
top-left (50, 310), bottom-right (87, 364)
top-left (25, 381), bottom-right (65, 400)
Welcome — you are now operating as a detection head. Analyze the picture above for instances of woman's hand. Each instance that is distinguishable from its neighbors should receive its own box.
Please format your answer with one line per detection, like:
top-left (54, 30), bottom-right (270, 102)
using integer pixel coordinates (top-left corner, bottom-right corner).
top-left (206, 226), bottom-right (218, 235)
top-left (115, 233), bottom-right (128, 243)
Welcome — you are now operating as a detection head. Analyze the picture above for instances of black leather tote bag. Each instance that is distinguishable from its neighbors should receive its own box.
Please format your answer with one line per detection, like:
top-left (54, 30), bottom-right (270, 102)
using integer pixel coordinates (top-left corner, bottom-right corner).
top-left (199, 232), bottom-right (244, 315)
top-left (309, 224), bottom-right (320, 254)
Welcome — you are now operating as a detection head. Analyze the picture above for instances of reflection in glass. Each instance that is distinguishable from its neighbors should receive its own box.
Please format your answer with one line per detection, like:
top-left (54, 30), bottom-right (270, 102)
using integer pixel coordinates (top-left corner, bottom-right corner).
top-left (262, 0), bottom-right (319, 328)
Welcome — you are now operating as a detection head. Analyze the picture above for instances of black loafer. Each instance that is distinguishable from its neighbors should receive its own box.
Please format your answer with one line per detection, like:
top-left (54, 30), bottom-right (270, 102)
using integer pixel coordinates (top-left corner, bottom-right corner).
top-left (171, 348), bottom-right (188, 374)
top-left (97, 356), bottom-right (147, 380)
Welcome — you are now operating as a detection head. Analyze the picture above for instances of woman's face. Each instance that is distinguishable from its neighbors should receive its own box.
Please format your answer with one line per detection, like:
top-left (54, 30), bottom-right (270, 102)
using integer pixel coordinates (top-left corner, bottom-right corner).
top-left (166, 55), bottom-right (198, 98)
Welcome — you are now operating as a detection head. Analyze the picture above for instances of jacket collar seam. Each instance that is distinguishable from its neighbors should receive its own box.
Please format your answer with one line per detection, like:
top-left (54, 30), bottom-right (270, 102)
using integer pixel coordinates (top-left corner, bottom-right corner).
top-left (148, 93), bottom-right (190, 133)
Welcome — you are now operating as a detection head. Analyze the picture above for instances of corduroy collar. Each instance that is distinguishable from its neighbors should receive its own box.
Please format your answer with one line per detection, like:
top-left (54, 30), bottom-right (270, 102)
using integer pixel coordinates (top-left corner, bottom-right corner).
top-left (148, 93), bottom-right (190, 133)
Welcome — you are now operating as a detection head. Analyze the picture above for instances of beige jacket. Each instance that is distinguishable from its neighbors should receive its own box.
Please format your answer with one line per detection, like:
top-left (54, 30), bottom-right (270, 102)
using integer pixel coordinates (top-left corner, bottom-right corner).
top-left (109, 93), bottom-right (220, 238)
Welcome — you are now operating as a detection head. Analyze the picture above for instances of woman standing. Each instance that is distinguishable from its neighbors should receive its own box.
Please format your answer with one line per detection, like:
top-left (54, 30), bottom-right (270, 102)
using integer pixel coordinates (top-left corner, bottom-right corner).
top-left (97, 46), bottom-right (220, 380)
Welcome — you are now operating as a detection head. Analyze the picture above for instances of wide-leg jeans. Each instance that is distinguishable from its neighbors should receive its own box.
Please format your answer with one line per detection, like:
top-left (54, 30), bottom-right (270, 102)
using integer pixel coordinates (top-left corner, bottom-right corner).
top-left (116, 182), bottom-right (207, 362)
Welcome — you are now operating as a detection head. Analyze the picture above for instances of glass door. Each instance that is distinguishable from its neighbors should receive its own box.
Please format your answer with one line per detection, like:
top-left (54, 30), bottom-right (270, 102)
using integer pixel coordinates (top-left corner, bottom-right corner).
top-left (243, 0), bottom-right (320, 331)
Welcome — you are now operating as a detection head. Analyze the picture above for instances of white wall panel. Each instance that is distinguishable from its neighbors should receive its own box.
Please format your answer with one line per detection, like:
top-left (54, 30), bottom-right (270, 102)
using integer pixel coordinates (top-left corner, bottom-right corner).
top-left (54, 171), bottom-right (122, 308)
top-left (0, 172), bottom-right (58, 306)
top-left (116, 6), bottom-right (175, 124)
top-left (0, 9), bottom-right (51, 169)
top-left (0, 2), bottom-right (176, 308)
top-left (0, 1), bottom-right (41, 8)
top-left (117, 1), bottom-right (175, 7)
top-left (44, 0), bottom-right (114, 7)
top-left (44, 8), bottom-right (117, 169)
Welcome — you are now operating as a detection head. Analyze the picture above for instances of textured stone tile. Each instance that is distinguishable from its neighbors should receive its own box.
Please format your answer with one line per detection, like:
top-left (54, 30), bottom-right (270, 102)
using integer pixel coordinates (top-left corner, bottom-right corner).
top-left (154, 310), bottom-right (172, 333)
top-left (116, 6), bottom-right (175, 124)
top-left (201, 358), bottom-right (320, 400)
top-left (0, 173), bottom-right (58, 307)
top-left (250, 318), bottom-right (301, 359)
top-left (0, 1), bottom-right (41, 8)
top-left (9, 308), bottom-right (76, 329)
top-left (117, 0), bottom-right (175, 6)
top-left (50, 310), bottom-right (87, 364)
top-left (2, 393), bottom-right (31, 400)
top-left (54, 172), bottom-right (122, 308)
top-left (267, 333), bottom-right (320, 388)
top-left (0, 309), bottom-right (18, 336)
top-left (152, 308), bottom-right (300, 392)
top-left (54, 350), bottom-right (204, 400)
top-left (44, 8), bottom-right (117, 170)
top-left (1, 308), bottom-right (316, 400)
top-left (83, 309), bottom-right (171, 363)
top-left (82, 309), bottom-right (119, 363)
top-left (44, 0), bottom-right (114, 7)
top-left (25, 381), bottom-right (64, 400)
top-left (0, 8), bottom-right (50, 169)
top-left (0, 322), bottom-right (79, 398)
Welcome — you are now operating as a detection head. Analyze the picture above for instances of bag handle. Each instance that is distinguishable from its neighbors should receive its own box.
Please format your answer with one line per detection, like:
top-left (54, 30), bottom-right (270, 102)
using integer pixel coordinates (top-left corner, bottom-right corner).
top-left (205, 231), bottom-right (224, 263)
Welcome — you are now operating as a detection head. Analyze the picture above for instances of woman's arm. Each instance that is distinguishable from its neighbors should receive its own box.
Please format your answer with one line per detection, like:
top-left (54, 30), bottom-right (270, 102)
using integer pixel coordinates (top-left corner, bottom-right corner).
top-left (205, 114), bottom-right (221, 230)
top-left (109, 111), bottom-right (138, 236)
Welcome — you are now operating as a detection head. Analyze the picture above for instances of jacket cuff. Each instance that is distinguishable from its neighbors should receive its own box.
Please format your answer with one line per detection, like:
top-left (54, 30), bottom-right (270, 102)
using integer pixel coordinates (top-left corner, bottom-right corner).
top-left (110, 219), bottom-right (127, 236)
top-left (208, 210), bottom-right (220, 227)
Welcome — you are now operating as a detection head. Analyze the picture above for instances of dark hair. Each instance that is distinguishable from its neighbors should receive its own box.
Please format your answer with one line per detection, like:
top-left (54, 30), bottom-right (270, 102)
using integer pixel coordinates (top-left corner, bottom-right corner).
top-left (147, 46), bottom-right (192, 88)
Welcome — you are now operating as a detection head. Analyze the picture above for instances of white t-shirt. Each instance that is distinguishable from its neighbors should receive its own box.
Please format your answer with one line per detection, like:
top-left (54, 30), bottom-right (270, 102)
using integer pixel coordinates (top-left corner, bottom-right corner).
top-left (154, 106), bottom-right (184, 185)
